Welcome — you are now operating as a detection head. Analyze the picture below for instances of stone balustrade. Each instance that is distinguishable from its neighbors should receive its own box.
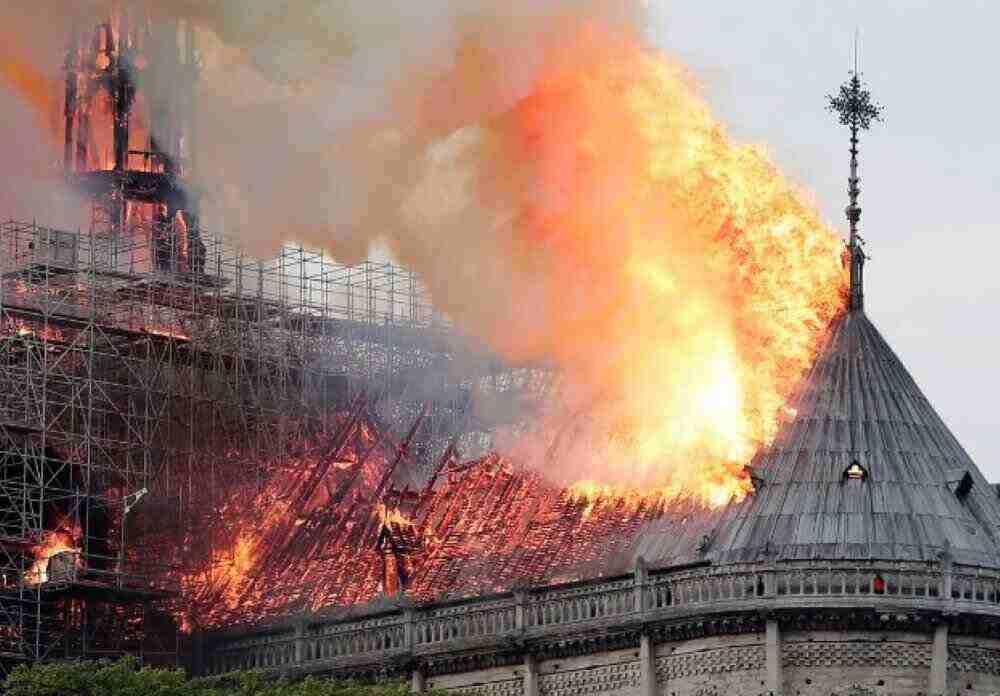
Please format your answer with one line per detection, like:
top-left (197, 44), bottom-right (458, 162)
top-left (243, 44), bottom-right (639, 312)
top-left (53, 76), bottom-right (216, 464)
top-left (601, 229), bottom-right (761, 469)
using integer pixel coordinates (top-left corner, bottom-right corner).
top-left (199, 558), bottom-right (1000, 678)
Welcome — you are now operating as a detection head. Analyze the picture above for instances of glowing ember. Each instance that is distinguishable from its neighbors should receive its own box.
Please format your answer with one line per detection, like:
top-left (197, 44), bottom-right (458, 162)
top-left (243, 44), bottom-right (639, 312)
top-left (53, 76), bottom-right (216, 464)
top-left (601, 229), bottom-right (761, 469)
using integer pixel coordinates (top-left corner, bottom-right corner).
top-left (144, 325), bottom-right (191, 341)
top-left (8, 320), bottom-right (65, 342)
top-left (459, 26), bottom-right (848, 506)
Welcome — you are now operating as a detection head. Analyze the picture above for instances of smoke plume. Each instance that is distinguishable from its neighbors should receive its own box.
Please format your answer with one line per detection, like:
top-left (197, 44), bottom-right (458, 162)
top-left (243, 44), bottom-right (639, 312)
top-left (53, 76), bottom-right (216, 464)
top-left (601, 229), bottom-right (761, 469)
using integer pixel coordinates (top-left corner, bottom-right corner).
top-left (0, 1), bottom-right (848, 504)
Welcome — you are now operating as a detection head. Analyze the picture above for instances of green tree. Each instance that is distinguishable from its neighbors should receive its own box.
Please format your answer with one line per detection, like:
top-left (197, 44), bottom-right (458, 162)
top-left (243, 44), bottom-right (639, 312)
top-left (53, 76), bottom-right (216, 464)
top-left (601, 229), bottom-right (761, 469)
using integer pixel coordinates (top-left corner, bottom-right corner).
top-left (4, 657), bottom-right (438, 696)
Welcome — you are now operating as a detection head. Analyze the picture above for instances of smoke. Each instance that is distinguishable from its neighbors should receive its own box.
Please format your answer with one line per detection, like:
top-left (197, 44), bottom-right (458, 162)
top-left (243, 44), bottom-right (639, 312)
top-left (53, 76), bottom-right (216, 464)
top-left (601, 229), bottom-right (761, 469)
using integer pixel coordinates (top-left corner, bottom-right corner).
top-left (0, 1), bottom-right (848, 503)
top-left (184, 0), bottom-right (641, 258)
top-left (0, 13), bottom-right (89, 229)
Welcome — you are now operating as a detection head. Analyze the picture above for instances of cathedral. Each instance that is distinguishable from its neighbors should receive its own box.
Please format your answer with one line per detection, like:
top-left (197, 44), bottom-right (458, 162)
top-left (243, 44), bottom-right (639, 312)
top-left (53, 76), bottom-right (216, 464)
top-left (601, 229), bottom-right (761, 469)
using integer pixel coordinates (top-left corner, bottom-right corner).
top-left (198, 74), bottom-right (1000, 696)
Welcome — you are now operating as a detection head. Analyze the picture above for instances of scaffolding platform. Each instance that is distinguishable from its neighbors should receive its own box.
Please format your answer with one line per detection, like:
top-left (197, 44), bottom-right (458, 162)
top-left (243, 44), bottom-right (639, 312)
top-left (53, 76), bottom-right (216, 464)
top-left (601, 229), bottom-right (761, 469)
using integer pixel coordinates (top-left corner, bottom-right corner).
top-left (0, 218), bottom-right (549, 668)
top-left (0, 535), bottom-right (37, 550)
top-left (40, 579), bottom-right (173, 604)
top-left (1, 264), bottom-right (79, 282)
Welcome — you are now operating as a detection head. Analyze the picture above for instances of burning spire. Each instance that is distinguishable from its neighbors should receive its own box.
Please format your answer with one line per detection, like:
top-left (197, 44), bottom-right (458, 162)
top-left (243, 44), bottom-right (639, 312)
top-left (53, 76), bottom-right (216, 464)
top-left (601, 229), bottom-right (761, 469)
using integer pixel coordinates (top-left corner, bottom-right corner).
top-left (827, 35), bottom-right (884, 312)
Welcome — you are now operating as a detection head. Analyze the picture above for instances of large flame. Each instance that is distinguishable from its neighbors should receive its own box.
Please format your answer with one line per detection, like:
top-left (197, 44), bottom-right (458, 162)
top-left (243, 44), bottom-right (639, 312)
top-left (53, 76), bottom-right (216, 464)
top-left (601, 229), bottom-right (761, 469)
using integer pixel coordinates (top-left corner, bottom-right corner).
top-left (1, 20), bottom-right (846, 511)
top-left (436, 26), bottom-right (848, 506)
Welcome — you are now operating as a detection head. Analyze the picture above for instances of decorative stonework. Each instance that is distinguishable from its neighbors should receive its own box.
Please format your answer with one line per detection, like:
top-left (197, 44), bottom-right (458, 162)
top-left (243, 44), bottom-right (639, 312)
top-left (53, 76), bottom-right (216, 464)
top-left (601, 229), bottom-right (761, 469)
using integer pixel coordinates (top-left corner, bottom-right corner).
top-left (949, 645), bottom-right (1000, 675)
top-left (538, 660), bottom-right (639, 695)
top-left (783, 640), bottom-right (931, 669)
top-left (655, 645), bottom-right (763, 680)
top-left (423, 650), bottom-right (524, 677)
top-left (692, 687), bottom-right (721, 696)
top-left (837, 686), bottom-right (876, 696)
top-left (445, 679), bottom-right (523, 696)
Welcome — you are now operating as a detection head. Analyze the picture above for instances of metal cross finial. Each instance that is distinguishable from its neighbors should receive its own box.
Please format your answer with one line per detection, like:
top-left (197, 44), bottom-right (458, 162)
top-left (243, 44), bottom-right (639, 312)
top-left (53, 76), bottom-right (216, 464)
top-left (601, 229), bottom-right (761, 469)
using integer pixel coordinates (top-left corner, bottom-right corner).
top-left (826, 35), bottom-right (883, 313)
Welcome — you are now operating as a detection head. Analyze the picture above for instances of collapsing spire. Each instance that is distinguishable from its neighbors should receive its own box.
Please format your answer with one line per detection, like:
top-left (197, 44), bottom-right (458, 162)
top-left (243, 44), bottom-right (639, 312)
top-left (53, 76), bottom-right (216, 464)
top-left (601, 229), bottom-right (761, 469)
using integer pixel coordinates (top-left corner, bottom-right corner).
top-left (827, 49), bottom-right (883, 312)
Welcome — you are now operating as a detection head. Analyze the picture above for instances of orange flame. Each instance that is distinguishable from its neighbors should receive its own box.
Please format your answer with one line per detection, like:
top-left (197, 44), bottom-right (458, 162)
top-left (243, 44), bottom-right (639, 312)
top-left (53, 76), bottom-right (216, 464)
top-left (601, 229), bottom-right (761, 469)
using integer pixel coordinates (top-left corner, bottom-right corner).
top-left (25, 526), bottom-right (81, 586)
top-left (472, 26), bottom-right (847, 507)
top-left (144, 325), bottom-right (191, 341)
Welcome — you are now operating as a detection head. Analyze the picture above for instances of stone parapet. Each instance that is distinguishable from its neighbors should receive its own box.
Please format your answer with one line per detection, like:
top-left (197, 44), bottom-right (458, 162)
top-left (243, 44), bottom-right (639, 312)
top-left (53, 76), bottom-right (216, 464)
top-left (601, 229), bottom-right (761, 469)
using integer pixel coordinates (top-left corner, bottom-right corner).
top-left (198, 558), bottom-right (1000, 683)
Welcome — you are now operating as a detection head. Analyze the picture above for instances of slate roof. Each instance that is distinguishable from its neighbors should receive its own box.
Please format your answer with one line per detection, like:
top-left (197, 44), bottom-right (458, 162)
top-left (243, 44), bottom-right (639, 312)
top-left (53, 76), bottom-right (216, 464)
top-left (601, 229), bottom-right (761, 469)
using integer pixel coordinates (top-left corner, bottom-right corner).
top-left (701, 308), bottom-right (1000, 567)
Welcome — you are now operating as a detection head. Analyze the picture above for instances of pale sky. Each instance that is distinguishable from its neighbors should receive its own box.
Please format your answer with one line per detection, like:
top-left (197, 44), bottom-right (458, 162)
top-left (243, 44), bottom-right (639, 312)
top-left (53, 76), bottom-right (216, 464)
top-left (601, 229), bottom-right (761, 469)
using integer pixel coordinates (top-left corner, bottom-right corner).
top-left (649, 1), bottom-right (1000, 478)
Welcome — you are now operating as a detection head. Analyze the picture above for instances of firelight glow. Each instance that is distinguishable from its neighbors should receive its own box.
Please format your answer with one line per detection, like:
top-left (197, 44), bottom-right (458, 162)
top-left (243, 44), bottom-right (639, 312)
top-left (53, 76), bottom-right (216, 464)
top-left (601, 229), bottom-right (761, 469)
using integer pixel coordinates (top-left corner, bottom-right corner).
top-left (0, 11), bottom-right (848, 513)
top-left (473, 26), bottom-right (848, 507)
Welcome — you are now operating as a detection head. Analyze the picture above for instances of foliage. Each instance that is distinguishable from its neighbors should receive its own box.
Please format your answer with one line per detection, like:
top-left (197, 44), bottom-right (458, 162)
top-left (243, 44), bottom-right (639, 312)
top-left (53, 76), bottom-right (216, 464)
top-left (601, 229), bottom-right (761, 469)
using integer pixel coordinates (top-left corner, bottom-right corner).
top-left (4, 657), bottom-right (438, 696)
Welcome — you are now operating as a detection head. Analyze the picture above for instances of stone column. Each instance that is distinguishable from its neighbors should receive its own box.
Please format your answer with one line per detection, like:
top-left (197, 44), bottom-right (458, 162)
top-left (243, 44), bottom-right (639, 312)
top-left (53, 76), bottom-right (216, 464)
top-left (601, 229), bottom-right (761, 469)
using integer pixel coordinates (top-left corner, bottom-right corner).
top-left (294, 620), bottom-right (306, 665)
top-left (515, 590), bottom-right (527, 632)
top-left (404, 608), bottom-right (415, 650)
top-left (930, 623), bottom-right (948, 696)
top-left (410, 668), bottom-right (426, 694)
top-left (524, 654), bottom-right (539, 696)
top-left (640, 633), bottom-right (657, 696)
top-left (765, 619), bottom-right (782, 695)
top-left (191, 630), bottom-right (205, 676)
top-left (634, 557), bottom-right (648, 613)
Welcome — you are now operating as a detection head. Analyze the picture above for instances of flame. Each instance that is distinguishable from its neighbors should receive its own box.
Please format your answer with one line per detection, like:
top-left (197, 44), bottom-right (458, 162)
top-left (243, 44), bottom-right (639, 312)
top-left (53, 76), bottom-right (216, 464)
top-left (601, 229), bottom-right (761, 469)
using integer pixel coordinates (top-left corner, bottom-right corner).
top-left (8, 319), bottom-right (65, 342)
top-left (377, 504), bottom-right (412, 528)
top-left (209, 533), bottom-right (257, 605)
top-left (465, 26), bottom-right (847, 507)
top-left (25, 526), bottom-right (82, 586)
top-left (144, 325), bottom-right (190, 340)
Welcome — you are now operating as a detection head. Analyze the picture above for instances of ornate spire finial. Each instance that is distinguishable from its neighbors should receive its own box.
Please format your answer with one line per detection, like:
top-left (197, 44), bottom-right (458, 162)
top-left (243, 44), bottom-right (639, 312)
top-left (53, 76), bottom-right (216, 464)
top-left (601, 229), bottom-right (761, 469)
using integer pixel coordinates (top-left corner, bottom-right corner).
top-left (826, 34), bottom-right (883, 312)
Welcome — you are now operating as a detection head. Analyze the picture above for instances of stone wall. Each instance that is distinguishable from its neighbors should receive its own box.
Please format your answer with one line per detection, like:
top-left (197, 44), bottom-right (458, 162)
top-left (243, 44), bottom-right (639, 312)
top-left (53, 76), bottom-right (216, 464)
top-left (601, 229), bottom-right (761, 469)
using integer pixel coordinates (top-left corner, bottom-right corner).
top-left (947, 636), bottom-right (1000, 694)
top-left (201, 559), bottom-right (1000, 694)
top-left (780, 630), bottom-right (932, 695)
top-left (420, 630), bottom-right (1000, 695)
top-left (655, 633), bottom-right (766, 696)
top-left (429, 664), bottom-right (526, 695)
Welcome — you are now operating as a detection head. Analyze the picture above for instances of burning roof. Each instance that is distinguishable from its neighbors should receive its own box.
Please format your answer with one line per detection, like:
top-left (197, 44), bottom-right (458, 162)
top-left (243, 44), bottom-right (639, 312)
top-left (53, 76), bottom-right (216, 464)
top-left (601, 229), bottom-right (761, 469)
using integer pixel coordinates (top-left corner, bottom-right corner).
top-left (175, 297), bottom-right (1000, 632)
top-left (173, 416), bottom-right (727, 630)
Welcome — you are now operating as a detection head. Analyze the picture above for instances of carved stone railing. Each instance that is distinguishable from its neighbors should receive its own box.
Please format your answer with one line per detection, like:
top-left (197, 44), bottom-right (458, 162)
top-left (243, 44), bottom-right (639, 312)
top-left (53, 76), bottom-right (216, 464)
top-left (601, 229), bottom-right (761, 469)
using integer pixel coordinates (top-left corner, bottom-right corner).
top-left (199, 558), bottom-right (1000, 677)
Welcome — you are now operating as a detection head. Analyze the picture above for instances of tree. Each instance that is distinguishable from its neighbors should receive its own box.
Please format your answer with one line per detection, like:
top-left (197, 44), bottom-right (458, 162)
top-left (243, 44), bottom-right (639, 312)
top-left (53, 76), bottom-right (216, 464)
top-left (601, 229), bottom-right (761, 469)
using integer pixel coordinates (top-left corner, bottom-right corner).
top-left (4, 657), bottom-right (440, 696)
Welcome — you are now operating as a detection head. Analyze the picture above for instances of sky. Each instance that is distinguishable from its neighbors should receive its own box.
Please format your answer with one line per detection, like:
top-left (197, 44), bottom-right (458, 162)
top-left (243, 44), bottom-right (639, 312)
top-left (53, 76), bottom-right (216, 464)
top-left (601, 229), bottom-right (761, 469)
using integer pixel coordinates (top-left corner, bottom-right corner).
top-left (648, 0), bottom-right (1000, 479)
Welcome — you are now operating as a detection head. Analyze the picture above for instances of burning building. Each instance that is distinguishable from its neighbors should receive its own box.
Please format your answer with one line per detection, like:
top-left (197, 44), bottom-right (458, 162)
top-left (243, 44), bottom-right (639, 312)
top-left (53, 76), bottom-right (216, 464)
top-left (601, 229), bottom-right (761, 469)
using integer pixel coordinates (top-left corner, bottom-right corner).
top-left (2, 5), bottom-right (1000, 696)
top-left (0, 10), bottom-right (543, 671)
top-left (192, 57), bottom-right (1000, 696)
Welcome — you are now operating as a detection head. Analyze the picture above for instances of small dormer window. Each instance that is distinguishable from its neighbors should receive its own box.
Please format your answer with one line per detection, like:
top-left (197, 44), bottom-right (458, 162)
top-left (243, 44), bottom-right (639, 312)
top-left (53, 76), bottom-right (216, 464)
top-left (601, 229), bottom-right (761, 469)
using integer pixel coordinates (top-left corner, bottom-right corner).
top-left (947, 469), bottom-right (974, 500)
top-left (844, 461), bottom-right (868, 481)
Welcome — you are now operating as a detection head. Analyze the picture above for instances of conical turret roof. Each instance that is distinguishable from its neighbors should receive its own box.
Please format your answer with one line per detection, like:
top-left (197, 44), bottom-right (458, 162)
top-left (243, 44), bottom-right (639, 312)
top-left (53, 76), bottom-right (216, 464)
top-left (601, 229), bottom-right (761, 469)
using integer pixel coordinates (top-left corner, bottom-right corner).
top-left (707, 308), bottom-right (1000, 567)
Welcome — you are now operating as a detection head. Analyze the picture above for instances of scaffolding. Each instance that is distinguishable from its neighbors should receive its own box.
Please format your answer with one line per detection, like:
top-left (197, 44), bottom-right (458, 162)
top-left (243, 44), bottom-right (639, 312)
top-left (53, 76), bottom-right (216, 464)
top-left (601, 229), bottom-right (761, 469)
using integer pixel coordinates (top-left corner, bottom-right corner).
top-left (0, 219), bottom-right (547, 669)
